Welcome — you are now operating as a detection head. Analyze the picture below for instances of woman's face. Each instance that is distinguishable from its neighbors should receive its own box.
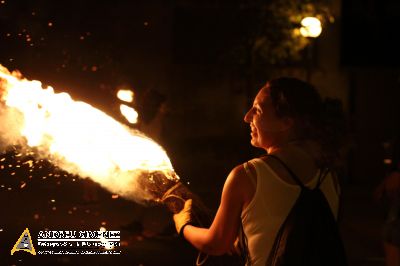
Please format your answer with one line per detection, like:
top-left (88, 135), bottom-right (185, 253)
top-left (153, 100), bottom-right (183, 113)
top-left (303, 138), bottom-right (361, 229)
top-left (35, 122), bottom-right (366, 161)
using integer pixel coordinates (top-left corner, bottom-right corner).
top-left (244, 86), bottom-right (292, 150)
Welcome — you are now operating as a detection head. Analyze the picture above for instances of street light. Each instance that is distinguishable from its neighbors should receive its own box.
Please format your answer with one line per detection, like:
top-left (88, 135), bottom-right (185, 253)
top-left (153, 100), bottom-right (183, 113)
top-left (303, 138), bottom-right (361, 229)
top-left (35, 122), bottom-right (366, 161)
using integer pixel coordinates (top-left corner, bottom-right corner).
top-left (300, 17), bottom-right (322, 38)
top-left (300, 16), bottom-right (322, 82)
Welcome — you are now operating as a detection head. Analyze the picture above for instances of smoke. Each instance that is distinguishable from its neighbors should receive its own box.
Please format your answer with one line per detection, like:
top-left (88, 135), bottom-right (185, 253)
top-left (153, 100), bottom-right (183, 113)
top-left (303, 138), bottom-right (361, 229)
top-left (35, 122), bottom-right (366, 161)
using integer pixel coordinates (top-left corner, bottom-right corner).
top-left (0, 103), bottom-right (24, 150)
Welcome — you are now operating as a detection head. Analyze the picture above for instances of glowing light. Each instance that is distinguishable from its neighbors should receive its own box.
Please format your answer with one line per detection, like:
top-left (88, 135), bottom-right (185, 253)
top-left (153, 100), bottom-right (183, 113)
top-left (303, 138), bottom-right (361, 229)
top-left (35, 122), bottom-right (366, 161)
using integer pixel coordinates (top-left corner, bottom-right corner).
top-left (384, 159), bottom-right (392, 165)
top-left (119, 104), bottom-right (138, 124)
top-left (300, 17), bottom-right (322, 38)
top-left (116, 89), bottom-right (134, 103)
top-left (99, 227), bottom-right (114, 250)
top-left (0, 64), bottom-right (178, 203)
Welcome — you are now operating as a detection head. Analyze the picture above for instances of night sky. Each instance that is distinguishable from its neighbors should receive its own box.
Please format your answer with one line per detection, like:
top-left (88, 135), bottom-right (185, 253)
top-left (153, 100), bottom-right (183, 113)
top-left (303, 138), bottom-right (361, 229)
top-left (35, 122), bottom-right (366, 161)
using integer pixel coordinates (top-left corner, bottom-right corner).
top-left (341, 0), bottom-right (400, 67)
top-left (0, 0), bottom-right (175, 112)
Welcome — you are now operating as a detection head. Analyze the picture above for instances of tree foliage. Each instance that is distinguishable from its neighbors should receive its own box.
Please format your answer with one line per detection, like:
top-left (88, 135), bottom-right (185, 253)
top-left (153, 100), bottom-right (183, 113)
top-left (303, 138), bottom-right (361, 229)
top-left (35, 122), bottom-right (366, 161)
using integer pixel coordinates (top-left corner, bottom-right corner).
top-left (224, 0), bottom-right (335, 66)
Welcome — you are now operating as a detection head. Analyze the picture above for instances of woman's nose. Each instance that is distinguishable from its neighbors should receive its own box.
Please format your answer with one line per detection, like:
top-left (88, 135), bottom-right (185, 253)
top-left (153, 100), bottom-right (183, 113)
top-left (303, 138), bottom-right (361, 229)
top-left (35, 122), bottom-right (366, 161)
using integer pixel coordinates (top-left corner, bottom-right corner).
top-left (244, 109), bottom-right (252, 123)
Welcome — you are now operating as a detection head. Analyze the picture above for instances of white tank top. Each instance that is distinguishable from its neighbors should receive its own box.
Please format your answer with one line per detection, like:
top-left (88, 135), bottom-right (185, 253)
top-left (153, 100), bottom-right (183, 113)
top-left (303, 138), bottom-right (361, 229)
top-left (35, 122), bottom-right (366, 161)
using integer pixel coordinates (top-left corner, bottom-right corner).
top-left (241, 158), bottom-right (340, 266)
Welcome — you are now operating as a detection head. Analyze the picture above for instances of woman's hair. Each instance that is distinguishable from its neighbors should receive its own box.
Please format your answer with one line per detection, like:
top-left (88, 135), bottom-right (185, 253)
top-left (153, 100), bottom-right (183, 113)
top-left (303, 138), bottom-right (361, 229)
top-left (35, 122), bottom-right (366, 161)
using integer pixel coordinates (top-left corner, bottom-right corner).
top-left (138, 89), bottom-right (166, 124)
top-left (266, 77), bottom-right (347, 169)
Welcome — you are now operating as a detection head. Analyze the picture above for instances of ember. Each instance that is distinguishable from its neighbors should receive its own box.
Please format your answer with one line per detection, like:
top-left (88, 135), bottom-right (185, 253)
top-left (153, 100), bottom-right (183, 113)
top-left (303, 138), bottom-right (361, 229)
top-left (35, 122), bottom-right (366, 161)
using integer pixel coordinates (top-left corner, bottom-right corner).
top-left (0, 64), bottom-right (210, 225)
top-left (0, 64), bottom-right (177, 204)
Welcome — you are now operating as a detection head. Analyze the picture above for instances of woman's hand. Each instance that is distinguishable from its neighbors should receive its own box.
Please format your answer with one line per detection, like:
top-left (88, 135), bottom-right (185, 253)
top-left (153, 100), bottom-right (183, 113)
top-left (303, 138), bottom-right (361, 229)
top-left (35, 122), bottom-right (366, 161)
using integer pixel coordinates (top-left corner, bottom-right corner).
top-left (175, 165), bottom-right (251, 256)
top-left (173, 199), bottom-right (193, 236)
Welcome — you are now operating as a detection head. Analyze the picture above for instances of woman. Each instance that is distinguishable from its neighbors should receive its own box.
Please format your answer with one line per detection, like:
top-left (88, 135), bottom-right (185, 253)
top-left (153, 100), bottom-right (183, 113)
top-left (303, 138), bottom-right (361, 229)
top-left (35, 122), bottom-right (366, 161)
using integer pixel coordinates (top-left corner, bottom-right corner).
top-left (173, 77), bottom-right (344, 265)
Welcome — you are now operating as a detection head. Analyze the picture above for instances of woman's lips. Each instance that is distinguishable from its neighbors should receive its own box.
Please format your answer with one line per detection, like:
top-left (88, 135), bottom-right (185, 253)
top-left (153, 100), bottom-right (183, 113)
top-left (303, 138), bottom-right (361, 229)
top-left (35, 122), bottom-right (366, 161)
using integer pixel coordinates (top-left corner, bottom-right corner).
top-left (250, 125), bottom-right (256, 135)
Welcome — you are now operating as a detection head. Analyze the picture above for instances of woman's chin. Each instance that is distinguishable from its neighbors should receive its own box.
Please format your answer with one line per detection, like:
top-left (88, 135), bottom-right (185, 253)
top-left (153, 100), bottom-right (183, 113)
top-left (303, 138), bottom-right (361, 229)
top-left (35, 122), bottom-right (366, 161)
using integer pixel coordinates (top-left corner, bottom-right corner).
top-left (250, 138), bottom-right (261, 148)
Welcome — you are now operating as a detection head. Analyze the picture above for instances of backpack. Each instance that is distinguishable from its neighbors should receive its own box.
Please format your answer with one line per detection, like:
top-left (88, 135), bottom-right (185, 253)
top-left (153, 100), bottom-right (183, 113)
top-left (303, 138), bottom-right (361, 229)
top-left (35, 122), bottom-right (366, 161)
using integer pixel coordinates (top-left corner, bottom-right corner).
top-left (265, 155), bottom-right (347, 266)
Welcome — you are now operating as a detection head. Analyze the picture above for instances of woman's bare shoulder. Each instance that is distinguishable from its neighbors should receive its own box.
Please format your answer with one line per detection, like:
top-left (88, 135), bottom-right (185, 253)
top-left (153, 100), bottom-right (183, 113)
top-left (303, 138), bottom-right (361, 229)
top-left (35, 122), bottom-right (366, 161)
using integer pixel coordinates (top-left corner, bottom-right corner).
top-left (224, 163), bottom-right (256, 206)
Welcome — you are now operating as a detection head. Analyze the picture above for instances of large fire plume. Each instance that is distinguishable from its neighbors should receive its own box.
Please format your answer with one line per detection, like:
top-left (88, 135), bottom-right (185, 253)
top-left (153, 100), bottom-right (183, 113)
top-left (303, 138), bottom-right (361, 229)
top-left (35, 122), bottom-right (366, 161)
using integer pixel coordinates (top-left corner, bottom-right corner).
top-left (0, 64), bottom-right (240, 266)
top-left (0, 64), bottom-right (178, 204)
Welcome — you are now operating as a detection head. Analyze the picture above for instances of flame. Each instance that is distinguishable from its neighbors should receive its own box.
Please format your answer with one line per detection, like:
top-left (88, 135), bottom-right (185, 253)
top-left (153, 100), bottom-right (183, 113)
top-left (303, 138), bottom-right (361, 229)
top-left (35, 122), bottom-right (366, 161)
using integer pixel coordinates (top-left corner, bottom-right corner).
top-left (119, 104), bottom-right (138, 124)
top-left (116, 89), bottom-right (134, 103)
top-left (117, 89), bottom-right (138, 124)
top-left (0, 64), bottom-right (178, 203)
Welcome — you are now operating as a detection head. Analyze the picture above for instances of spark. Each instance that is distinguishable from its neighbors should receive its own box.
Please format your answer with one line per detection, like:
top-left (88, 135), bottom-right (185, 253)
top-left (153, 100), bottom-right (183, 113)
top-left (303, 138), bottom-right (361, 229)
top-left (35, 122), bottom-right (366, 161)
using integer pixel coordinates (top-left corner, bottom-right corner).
top-left (0, 64), bottom-right (178, 203)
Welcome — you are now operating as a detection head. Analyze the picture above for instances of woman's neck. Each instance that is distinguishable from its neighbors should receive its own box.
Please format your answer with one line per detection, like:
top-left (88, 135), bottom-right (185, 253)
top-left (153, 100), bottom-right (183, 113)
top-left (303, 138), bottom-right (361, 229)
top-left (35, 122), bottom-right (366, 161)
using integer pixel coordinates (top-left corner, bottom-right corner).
top-left (266, 139), bottom-right (319, 155)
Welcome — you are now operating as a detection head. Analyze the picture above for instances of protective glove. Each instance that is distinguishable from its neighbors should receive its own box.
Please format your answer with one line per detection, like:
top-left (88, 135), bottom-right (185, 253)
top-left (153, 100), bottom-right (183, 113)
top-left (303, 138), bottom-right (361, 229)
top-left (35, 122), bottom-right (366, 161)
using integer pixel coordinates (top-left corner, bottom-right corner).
top-left (173, 199), bottom-right (193, 237)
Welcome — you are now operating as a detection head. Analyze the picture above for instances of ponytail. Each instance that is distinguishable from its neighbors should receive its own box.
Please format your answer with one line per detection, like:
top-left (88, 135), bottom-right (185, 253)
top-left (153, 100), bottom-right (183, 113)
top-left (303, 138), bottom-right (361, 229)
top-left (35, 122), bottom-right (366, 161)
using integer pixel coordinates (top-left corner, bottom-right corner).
top-left (267, 77), bottom-right (348, 169)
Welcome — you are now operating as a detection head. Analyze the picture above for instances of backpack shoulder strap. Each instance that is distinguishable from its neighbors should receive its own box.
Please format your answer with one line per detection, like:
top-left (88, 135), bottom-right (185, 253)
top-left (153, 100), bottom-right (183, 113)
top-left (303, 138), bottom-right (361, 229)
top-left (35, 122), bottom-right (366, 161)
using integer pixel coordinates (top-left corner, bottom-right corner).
top-left (316, 168), bottom-right (330, 189)
top-left (267, 154), bottom-right (305, 189)
top-left (243, 161), bottom-right (257, 188)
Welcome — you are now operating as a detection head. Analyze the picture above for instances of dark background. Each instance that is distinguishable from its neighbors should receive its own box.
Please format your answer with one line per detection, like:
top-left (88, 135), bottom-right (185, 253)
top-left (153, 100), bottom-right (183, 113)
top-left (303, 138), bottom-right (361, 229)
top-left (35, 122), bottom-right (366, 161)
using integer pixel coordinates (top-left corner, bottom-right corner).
top-left (0, 0), bottom-right (399, 265)
top-left (341, 0), bottom-right (400, 67)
